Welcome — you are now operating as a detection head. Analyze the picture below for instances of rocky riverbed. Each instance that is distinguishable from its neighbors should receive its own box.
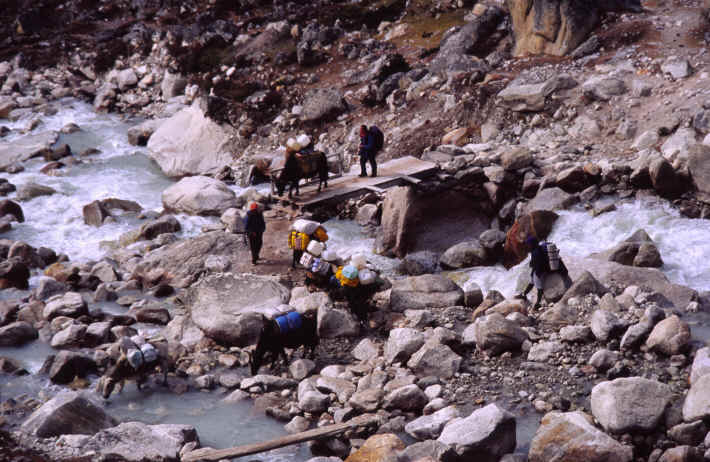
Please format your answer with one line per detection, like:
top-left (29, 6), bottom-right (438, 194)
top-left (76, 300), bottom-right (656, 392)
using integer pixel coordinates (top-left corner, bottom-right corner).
top-left (3, 0), bottom-right (710, 462)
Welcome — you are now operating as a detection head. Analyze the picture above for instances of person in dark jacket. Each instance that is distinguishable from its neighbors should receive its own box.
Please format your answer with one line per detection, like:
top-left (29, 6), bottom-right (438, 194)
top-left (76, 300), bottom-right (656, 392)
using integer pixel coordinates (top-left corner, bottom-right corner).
top-left (518, 235), bottom-right (572, 308)
top-left (358, 125), bottom-right (377, 178)
top-left (244, 202), bottom-right (266, 265)
top-left (519, 236), bottom-right (550, 309)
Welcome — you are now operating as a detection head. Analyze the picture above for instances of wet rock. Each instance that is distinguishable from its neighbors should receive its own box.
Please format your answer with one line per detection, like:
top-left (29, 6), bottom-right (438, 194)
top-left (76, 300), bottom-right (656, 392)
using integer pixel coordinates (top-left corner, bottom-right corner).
top-left (317, 304), bottom-right (360, 338)
top-left (133, 306), bottom-right (171, 325)
top-left (0, 321), bottom-right (37, 346)
top-left (465, 313), bottom-right (527, 355)
top-left (43, 292), bottom-right (88, 320)
top-left (188, 273), bottom-right (289, 346)
top-left (523, 187), bottom-right (578, 215)
top-left (47, 350), bottom-right (96, 384)
top-left (384, 384), bottom-right (427, 412)
top-left (356, 203), bottom-right (379, 226)
top-left (407, 342), bottom-right (462, 379)
top-left (91, 260), bottom-right (118, 282)
top-left (347, 433), bottom-right (405, 462)
top-left (0, 300), bottom-right (19, 326)
top-left (241, 374), bottom-right (297, 391)
top-left (50, 323), bottom-right (86, 348)
top-left (528, 411), bottom-right (633, 462)
top-left (0, 199), bottom-right (24, 222)
top-left (84, 321), bottom-right (111, 347)
top-left (556, 165), bottom-right (593, 193)
top-left (139, 215), bottom-right (181, 240)
top-left (439, 240), bottom-right (487, 269)
top-left (645, 315), bottom-right (690, 356)
top-left (147, 104), bottom-right (237, 178)
top-left (0, 258), bottom-right (30, 290)
top-left (389, 274), bottom-right (464, 312)
top-left (649, 157), bottom-right (683, 198)
top-left (682, 373), bottom-right (710, 422)
top-left (405, 405), bottom-right (461, 440)
top-left (299, 388), bottom-right (330, 413)
top-left (21, 391), bottom-right (117, 437)
top-left (591, 377), bottom-right (672, 433)
top-left (501, 147), bottom-right (533, 171)
top-left (82, 200), bottom-right (110, 227)
top-left (81, 422), bottom-right (198, 461)
top-left (398, 250), bottom-right (439, 276)
top-left (438, 403), bottom-right (516, 462)
top-left (127, 119), bottom-right (162, 146)
top-left (162, 176), bottom-right (238, 216)
top-left (0, 131), bottom-right (58, 171)
top-left (16, 182), bottom-right (56, 201)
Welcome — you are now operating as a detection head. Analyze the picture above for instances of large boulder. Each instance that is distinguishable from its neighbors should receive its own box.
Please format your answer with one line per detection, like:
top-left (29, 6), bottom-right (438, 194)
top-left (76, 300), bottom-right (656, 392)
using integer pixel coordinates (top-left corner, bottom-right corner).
top-left (48, 351), bottom-right (96, 384)
top-left (688, 144), bottom-right (710, 202)
top-left (405, 405), bottom-right (461, 440)
top-left (682, 373), bottom-right (710, 422)
top-left (529, 411), bottom-right (633, 462)
top-left (591, 377), bottom-right (672, 433)
top-left (498, 75), bottom-right (577, 112)
top-left (508, 0), bottom-right (641, 57)
top-left (21, 391), bottom-right (117, 437)
top-left (384, 384), bottom-right (428, 412)
top-left (147, 104), bottom-right (236, 177)
top-left (131, 231), bottom-right (246, 288)
top-left (0, 258), bottom-right (30, 290)
top-left (390, 274), bottom-right (464, 311)
top-left (162, 176), bottom-right (238, 216)
top-left (0, 321), bottom-right (38, 346)
top-left (384, 328), bottom-right (425, 364)
top-left (428, 6), bottom-right (503, 75)
top-left (187, 273), bottom-right (289, 346)
top-left (464, 313), bottom-right (527, 355)
top-left (645, 315), bottom-right (690, 356)
top-left (407, 341), bottom-right (462, 379)
top-left (0, 199), bottom-right (24, 222)
top-left (439, 240), bottom-right (488, 269)
top-left (377, 186), bottom-right (415, 258)
top-left (317, 304), bottom-right (360, 338)
top-left (43, 292), bottom-right (88, 320)
top-left (437, 403), bottom-right (516, 462)
top-left (300, 88), bottom-right (348, 122)
top-left (523, 187), bottom-right (579, 215)
top-left (689, 347), bottom-right (710, 385)
top-left (79, 422), bottom-right (198, 462)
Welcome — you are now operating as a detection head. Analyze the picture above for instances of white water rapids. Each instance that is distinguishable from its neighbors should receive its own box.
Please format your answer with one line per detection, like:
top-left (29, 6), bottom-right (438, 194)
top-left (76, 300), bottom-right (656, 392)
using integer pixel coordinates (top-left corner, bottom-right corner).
top-left (2, 100), bottom-right (710, 456)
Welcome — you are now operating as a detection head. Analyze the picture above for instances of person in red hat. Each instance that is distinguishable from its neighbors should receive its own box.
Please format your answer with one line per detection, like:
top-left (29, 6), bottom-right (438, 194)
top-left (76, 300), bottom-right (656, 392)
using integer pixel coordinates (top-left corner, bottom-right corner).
top-left (244, 202), bottom-right (266, 265)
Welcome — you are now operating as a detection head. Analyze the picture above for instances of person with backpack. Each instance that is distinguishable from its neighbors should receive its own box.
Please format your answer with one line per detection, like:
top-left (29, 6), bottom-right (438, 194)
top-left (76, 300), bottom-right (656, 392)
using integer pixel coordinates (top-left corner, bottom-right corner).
top-left (358, 125), bottom-right (383, 177)
top-left (244, 202), bottom-right (266, 265)
top-left (518, 235), bottom-right (572, 309)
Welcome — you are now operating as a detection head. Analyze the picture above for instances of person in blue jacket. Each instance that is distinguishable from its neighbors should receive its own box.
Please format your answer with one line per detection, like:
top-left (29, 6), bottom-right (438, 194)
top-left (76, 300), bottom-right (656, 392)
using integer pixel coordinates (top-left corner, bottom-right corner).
top-left (244, 202), bottom-right (266, 265)
top-left (358, 125), bottom-right (377, 177)
top-left (519, 236), bottom-right (550, 309)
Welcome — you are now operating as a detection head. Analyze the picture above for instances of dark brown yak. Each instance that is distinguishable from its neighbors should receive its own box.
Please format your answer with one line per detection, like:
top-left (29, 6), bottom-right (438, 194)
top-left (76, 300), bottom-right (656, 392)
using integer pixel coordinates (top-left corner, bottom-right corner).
top-left (275, 151), bottom-right (329, 199)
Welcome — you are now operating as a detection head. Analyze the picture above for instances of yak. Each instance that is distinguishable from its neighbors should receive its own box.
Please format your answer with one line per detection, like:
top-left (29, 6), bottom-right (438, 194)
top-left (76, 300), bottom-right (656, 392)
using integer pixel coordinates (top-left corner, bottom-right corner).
top-left (275, 151), bottom-right (329, 199)
top-left (249, 312), bottom-right (318, 376)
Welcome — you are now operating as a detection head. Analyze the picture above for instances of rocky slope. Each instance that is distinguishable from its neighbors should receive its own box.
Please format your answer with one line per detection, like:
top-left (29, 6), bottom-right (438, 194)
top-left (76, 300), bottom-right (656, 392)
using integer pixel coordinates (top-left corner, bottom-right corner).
top-left (3, 1), bottom-right (710, 462)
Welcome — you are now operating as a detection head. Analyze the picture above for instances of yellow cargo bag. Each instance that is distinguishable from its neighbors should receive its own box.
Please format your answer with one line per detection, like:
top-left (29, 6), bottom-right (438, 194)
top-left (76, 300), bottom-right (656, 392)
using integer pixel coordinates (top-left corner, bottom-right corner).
top-left (313, 226), bottom-right (329, 242)
top-left (288, 230), bottom-right (310, 250)
top-left (335, 266), bottom-right (359, 288)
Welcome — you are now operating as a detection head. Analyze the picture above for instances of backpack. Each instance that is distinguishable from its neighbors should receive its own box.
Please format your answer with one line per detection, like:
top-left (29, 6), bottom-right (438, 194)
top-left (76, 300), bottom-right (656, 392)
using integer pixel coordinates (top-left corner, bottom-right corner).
top-left (542, 241), bottom-right (560, 271)
top-left (288, 230), bottom-right (310, 250)
top-left (369, 126), bottom-right (384, 153)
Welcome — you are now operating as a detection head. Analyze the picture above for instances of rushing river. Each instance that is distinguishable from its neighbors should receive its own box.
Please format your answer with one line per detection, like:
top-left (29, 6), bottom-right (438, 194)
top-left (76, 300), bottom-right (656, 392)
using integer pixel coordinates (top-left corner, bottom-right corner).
top-left (2, 100), bottom-right (710, 457)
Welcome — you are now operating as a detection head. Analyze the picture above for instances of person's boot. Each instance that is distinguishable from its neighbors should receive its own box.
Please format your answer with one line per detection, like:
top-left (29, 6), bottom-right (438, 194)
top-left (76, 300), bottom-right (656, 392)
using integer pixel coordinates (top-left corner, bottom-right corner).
top-left (359, 159), bottom-right (367, 177)
top-left (533, 289), bottom-right (544, 309)
top-left (371, 163), bottom-right (377, 177)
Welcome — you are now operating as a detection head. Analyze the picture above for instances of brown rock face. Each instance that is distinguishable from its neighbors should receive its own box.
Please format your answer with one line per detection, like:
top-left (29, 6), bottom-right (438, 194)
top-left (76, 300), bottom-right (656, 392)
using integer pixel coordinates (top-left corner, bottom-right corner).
top-left (508, 0), bottom-right (641, 57)
top-left (345, 433), bottom-right (405, 462)
top-left (503, 210), bottom-right (559, 269)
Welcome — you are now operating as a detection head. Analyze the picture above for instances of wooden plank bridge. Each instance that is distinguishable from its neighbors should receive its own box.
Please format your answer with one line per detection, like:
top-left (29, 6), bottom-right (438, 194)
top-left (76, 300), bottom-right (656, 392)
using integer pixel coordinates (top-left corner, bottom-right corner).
top-left (181, 414), bottom-right (379, 462)
top-left (271, 155), bottom-right (438, 211)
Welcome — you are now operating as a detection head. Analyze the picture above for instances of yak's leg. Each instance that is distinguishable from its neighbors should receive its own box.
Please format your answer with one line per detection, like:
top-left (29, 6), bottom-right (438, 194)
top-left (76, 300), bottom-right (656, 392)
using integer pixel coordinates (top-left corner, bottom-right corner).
top-left (117, 380), bottom-right (125, 394)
